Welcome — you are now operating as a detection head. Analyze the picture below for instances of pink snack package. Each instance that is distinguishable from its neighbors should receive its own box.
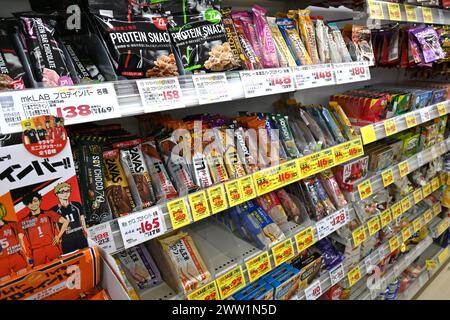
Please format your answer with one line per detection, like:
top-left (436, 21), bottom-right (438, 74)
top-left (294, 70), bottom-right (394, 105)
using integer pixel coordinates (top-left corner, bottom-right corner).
top-left (256, 191), bottom-right (288, 225)
top-left (252, 5), bottom-right (280, 68)
top-left (232, 11), bottom-right (263, 62)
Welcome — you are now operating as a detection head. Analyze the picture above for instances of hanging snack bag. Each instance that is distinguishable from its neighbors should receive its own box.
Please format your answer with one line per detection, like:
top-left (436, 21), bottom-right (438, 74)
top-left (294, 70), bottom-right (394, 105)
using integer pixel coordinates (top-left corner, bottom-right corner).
top-left (412, 26), bottom-right (446, 63)
top-left (0, 21), bottom-right (27, 90)
top-left (329, 23), bottom-right (352, 63)
top-left (314, 17), bottom-right (331, 64)
top-left (252, 5), bottom-right (280, 68)
top-left (297, 10), bottom-right (320, 65)
top-left (277, 18), bottom-right (312, 66)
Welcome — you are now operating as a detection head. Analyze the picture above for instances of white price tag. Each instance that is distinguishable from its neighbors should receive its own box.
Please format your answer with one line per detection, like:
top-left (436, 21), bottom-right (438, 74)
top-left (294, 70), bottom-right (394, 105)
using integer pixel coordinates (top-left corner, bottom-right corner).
top-left (316, 207), bottom-right (348, 240)
top-left (192, 73), bottom-right (232, 105)
top-left (87, 222), bottom-right (117, 254)
top-left (333, 62), bottom-right (370, 84)
top-left (137, 77), bottom-right (185, 112)
top-left (240, 68), bottom-right (295, 98)
top-left (420, 108), bottom-right (432, 123)
top-left (0, 83), bottom-right (120, 134)
top-left (118, 207), bottom-right (166, 249)
top-left (329, 263), bottom-right (345, 286)
top-left (417, 153), bottom-right (424, 167)
top-left (305, 280), bottom-right (322, 300)
top-left (294, 64), bottom-right (335, 90)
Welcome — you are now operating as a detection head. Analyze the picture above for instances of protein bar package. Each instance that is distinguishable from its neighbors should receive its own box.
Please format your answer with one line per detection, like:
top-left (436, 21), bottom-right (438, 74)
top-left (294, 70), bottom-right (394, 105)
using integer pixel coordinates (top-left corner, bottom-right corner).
top-left (0, 21), bottom-right (27, 90)
top-left (252, 5), bottom-right (280, 68)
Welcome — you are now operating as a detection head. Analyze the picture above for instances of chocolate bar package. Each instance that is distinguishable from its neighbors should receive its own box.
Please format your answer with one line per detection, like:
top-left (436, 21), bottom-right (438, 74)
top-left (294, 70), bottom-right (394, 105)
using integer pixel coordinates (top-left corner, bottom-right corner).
top-left (0, 21), bottom-right (27, 90)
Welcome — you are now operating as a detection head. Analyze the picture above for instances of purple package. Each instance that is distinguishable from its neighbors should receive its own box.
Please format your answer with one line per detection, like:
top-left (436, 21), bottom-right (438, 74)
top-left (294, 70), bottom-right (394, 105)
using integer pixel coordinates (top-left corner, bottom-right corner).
top-left (317, 238), bottom-right (344, 270)
top-left (252, 5), bottom-right (280, 68)
top-left (412, 26), bottom-right (446, 63)
top-left (19, 17), bottom-right (73, 87)
top-left (135, 244), bottom-right (163, 286)
top-left (233, 11), bottom-right (263, 61)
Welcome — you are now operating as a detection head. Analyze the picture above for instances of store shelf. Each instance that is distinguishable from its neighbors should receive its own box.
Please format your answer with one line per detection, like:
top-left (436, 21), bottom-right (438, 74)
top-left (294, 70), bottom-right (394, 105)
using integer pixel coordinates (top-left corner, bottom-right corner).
top-left (0, 62), bottom-right (371, 135)
top-left (367, 1), bottom-right (450, 25)
top-left (359, 100), bottom-right (450, 145)
top-left (398, 271), bottom-right (429, 300)
top-left (346, 138), bottom-right (450, 202)
top-left (428, 216), bottom-right (450, 239)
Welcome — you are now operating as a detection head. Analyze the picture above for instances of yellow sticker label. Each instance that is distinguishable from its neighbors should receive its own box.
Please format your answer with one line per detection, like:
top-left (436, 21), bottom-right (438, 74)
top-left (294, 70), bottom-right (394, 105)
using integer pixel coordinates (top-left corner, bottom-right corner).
top-left (167, 198), bottom-right (191, 230)
top-left (441, 172), bottom-right (447, 186)
top-left (238, 175), bottom-right (256, 202)
top-left (389, 236), bottom-right (400, 253)
top-left (413, 217), bottom-right (423, 233)
top-left (405, 4), bottom-right (418, 22)
top-left (437, 103), bottom-right (447, 117)
top-left (401, 196), bottom-right (412, 213)
top-left (422, 7), bottom-right (433, 23)
top-left (384, 119), bottom-right (398, 136)
top-left (437, 219), bottom-right (449, 236)
top-left (368, 0), bottom-right (385, 19)
top-left (360, 125), bottom-right (377, 145)
top-left (225, 179), bottom-right (244, 207)
top-left (433, 203), bottom-right (442, 216)
top-left (381, 169), bottom-right (395, 187)
top-left (391, 202), bottom-right (403, 219)
top-left (381, 209), bottom-right (393, 227)
top-left (295, 226), bottom-right (315, 253)
top-left (298, 149), bottom-right (335, 179)
top-left (272, 239), bottom-right (295, 267)
top-left (402, 227), bottom-right (413, 242)
top-left (216, 266), bottom-right (246, 299)
top-left (368, 216), bottom-right (381, 236)
top-left (405, 114), bottom-right (418, 128)
top-left (426, 260), bottom-right (437, 271)
top-left (413, 189), bottom-right (423, 204)
top-left (187, 281), bottom-right (220, 300)
top-left (438, 248), bottom-right (449, 265)
top-left (245, 252), bottom-right (272, 283)
top-left (347, 266), bottom-right (362, 287)
top-left (423, 183), bottom-right (432, 197)
top-left (207, 184), bottom-right (228, 214)
top-left (398, 161), bottom-right (410, 177)
top-left (431, 177), bottom-right (440, 192)
top-left (423, 209), bottom-right (433, 224)
top-left (387, 3), bottom-right (402, 20)
top-left (188, 191), bottom-right (211, 222)
top-left (333, 138), bottom-right (364, 165)
top-left (254, 160), bottom-right (300, 196)
top-left (358, 179), bottom-right (373, 200)
top-left (352, 226), bottom-right (367, 247)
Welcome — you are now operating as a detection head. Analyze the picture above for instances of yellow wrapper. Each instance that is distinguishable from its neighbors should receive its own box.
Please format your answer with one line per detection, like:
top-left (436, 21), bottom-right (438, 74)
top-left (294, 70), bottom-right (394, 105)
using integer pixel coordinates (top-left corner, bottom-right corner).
top-left (298, 10), bottom-right (320, 64)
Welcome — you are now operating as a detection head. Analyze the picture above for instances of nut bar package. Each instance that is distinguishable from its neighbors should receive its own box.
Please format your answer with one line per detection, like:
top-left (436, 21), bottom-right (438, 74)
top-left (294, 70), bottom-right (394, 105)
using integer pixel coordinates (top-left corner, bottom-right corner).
top-left (232, 15), bottom-right (262, 70)
top-left (277, 18), bottom-right (312, 66)
top-left (94, 13), bottom-right (178, 79)
top-left (319, 170), bottom-right (347, 209)
top-left (103, 149), bottom-right (136, 217)
top-left (117, 141), bottom-right (157, 209)
top-left (296, 10), bottom-right (320, 65)
top-left (168, 8), bottom-right (239, 73)
top-left (267, 17), bottom-right (297, 67)
top-left (157, 232), bottom-right (211, 293)
top-left (220, 8), bottom-right (246, 70)
top-left (252, 5), bottom-right (280, 69)
top-left (19, 17), bottom-right (74, 87)
top-left (352, 25), bottom-right (375, 65)
top-left (256, 192), bottom-right (289, 226)
top-left (204, 134), bottom-right (230, 184)
top-left (0, 21), bottom-right (27, 90)
top-left (191, 123), bottom-right (214, 188)
top-left (233, 11), bottom-right (263, 64)
top-left (117, 244), bottom-right (163, 290)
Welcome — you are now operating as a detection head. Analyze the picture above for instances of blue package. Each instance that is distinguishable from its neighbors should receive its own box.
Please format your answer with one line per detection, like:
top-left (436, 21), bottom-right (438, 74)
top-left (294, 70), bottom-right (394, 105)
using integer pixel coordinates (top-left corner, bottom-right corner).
top-left (243, 283), bottom-right (274, 300)
top-left (317, 238), bottom-right (345, 270)
top-left (233, 280), bottom-right (263, 300)
top-left (265, 268), bottom-right (300, 300)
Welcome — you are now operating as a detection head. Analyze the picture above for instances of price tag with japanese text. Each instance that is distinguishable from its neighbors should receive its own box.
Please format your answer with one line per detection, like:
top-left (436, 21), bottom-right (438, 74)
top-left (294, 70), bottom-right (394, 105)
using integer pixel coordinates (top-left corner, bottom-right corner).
top-left (381, 168), bottom-right (395, 187)
top-left (272, 239), bottom-right (295, 267)
top-left (298, 149), bottom-right (335, 179)
top-left (433, 203), bottom-right (442, 216)
top-left (391, 202), bottom-right (403, 219)
top-left (358, 179), bottom-right (373, 200)
top-left (431, 177), bottom-right (440, 192)
top-left (316, 207), bottom-right (348, 240)
top-left (401, 196), bottom-right (412, 213)
top-left (437, 219), bottom-right (449, 236)
top-left (334, 62), bottom-right (370, 84)
top-left (207, 184), bottom-right (228, 214)
top-left (188, 191), bottom-right (211, 222)
top-left (405, 5), bottom-right (418, 21)
top-left (426, 260), bottom-right (437, 271)
top-left (347, 266), bottom-right (362, 287)
top-left (423, 183), bottom-right (432, 197)
top-left (402, 227), bottom-right (413, 242)
top-left (405, 114), bottom-right (418, 128)
top-left (295, 226), bottom-right (315, 253)
top-left (305, 280), bottom-right (322, 301)
top-left (360, 125), bottom-right (377, 145)
top-left (380, 209), bottom-right (393, 227)
top-left (187, 281), bottom-right (220, 300)
top-left (437, 103), bottom-right (447, 116)
top-left (352, 226), bottom-right (367, 247)
top-left (423, 209), bottom-right (433, 224)
top-left (420, 108), bottom-right (432, 123)
top-left (389, 236), bottom-right (400, 253)
top-left (368, 216), bottom-right (381, 236)
top-left (294, 64), bottom-right (335, 90)
top-left (238, 175), bottom-right (256, 202)
top-left (118, 207), bottom-right (166, 249)
top-left (240, 68), bottom-right (295, 98)
top-left (254, 160), bottom-right (300, 196)
top-left (333, 138), bottom-right (364, 165)
top-left (413, 189), bottom-right (423, 204)
top-left (167, 198), bottom-right (191, 230)
top-left (329, 263), bottom-right (345, 286)
top-left (438, 248), bottom-right (449, 265)
top-left (368, 0), bottom-right (385, 19)
top-left (192, 73), bottom-right (231, 105)
top-left (137, 77), bottom-right (185, 113)
top-left (413, 217), bottom-right (423, 233)
top-left (225, 179), bottom-right (244, 207)
top-left (387, 3), bottom-right (402, 20)
top-left (384, 119), bottom-right (398, 136)
top-left (216, 265), bottom-right (246, 299)
top-left (87, 222), bottom-right (116, 254)
top-left (398, 161), bottom-right (410, 177)
top-left (422, 7), bottom-right (434, 23)
top-left (245, 252), bottom-right (272, 283)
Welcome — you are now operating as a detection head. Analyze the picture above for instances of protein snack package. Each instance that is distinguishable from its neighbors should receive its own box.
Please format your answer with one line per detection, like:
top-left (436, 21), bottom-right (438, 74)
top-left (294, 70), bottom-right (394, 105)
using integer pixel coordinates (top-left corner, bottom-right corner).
top-left (296, 10), bottom-right (320, 65)
top-left (93, 12), bottom-right (179, 79)
top-left (168, 7), bottom-right (239, 73)
top-left (18, 16), bottom-right (74, 87)
top-left (103, 149), bottom-right (136, 217)
top-left (267, 16), bottom-right (297, 67)
top-left (231, 15), bottom-right (262, 70)
top-left (277, 18), bottom-right (312, 66)
top-left (252, 5), bottom-right (280, 68)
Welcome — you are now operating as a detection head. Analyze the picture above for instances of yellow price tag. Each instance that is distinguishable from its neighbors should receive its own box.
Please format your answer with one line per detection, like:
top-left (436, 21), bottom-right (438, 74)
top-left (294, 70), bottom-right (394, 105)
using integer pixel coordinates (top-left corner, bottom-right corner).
top-left (238, 175), bottom-right (256, 202)
top-left (413, 217), bottom-right (423, 233)
top-left (167, 198), bottom-right (191, 230)
top-left (431, 177), bottom-right (440, 192)
top-left (298, 149), bottom-right (334, 179)
top-left (405, 114), bottom-right (418, 128)
top-left (381, 169), bottom-right (395, 187)
top-left (423, 209), bottom-right (433, 224)
top-left (207, 184), bottom-right (228, 214)
top-left (413, 189), bottom-right (423, 204)
top-left (422, 7), bottom-right (433, 23)
top-left (352, 226), bottom-right (367, 247)
top-left (187, 281), bottom-right (220, 300)
top-left (437, 103), bottom-right (447, 116)
top-left (433, 203), bottom-right (442, 216)
top-left (358, 179), bottom-right (373, 200)
top-left (295, 226), bottom-right (315, 253)
top-left (381, 209), bottom-right (393, 227)
top-left (402, 227), bottom-right (413, 242)
top-left (254, 160), bottom-right (300, 196)
top-left (347, 266), bottom-right (362, 287)
top-left (387, 3), bottom-right (402, 20)
top-left (389, 236), bottom-right (400, 253)
top-left (245, 252), bottom-right (272, 283)
top-left (188, 191), bottom-right (211, 222)
top-left (398, 161), bottom-right (410, 177)
top-left (423, 183), bottom-right (432, 197)
top-left (360, 125), bottom-right (377, 145)
top-left (368, 0), bottom-right (385, 19)
top-left (225, 179), bottom-right (244, 207)
top-left (368, 216), bottom-right (381, 236)
top-left (441, 172), bottom-right (447, 186)
top-left (333, 138), bottom-right (364, 165)
top-left (216, 265), bottom-right (246, 299)
top-left (272, 239), bottom-right (295, 267)
top-left (384, 119), bottom-right (398, 136)
top-left (426, 260), bottom-right (437, 271)
top-left (437, 219), bottom-right (449, 236)
top-left (438, 248), bottom-right (449, 265)
top-left (401, 196), bottom-right (412, 213)
top-left (405, 5), bottom-right (418, 22)
top-left (391, 202), bottom-right (403, 219)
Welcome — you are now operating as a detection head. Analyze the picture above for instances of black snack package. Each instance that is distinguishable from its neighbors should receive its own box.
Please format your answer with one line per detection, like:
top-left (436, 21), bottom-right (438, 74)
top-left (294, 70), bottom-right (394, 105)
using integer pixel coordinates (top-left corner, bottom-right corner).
top-left (19, 16), bottom-right (74, 87)
top-left (167, 8), bottom-right (240, 73)
top-left (93, 14), bottom-right (179, 78)
top-left (0, 22), bottom-right (27, 90)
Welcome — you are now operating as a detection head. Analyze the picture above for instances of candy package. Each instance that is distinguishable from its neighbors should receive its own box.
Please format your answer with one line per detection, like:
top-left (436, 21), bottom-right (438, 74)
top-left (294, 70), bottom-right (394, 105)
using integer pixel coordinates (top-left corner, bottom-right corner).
top-left (412, 26), bottom-right (446, 64)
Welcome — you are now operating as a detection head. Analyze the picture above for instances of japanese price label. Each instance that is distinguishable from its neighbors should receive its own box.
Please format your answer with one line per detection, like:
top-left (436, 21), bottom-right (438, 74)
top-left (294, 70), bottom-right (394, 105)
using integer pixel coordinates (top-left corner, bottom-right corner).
top-left (225, 179), bottom-right (245, 207)
top-left (118, 207), bottom-right (166, 249)
top-left (431, 177), bottom-right (440, 192)
top-left (398, 161), bottom-right (410, 177)
top-left (216, 265), bottom-right (246, 299)
top-left (405, 5), bottom-right (418, 21)
top-left (187, 281), bottom-right (220, 300)
top-left (305, 280), bottom-right (322, 301)
top-left (438, 248), bottom-right (449, 265)
top-left (333, 138), bottom-right (364, 165)
top-left (192, 73), bottom-right (231, 105)
top-left (358, 179), bottom-right (373, 200)
top-left (360, 125), bottom-right (377, 145)
top-left (405, 114), bottom-right (418, 128)
top-left (384, 119), bottom-right (398, 136)
top-left (391, 202), bottom-right (403, 219)
top-left (423, 209), bottom-right (433, 224)
top-left (329, 263), bottom-right (345, 286)
top-left (0, 83), bottom-right (120, 134)
top-left (402, 227), bottom-right (412, 242)
top-left (207, 184), bottom-right (228, 214)
top-left (420, 108), bottom-right (432, 123)
top-left (167, 198), bottom-right (191, 230)
top-left (316, 207), bottom-right (348, 240)
top-left (295, 226), bottom-right (315, 253)
top-left (387, 3), bottom-right (402, 20)
top-left (381, 209), bottom-right (393, 227)
top-left (334, 62), bottom-right (370, 84)
top-left (254, 160), bottom-right (300, 196)
top-left (240, 68), bottom-right (295, 98)
top-left (437, 103), bottom-right (447, 116)
top-left (293, 64), bottom-right (335, 90)
top-left (272, 238), bottom-right (295, 267)
top-left (401, 196), bottom-right (412, 213)
top-left (368, 1), bottom-right (385, 19)
top-left (413, 217), bottom-right (423, 233)
top-left (347, 266), bottom-right (362, 287)
top-left (137, 77), bottom-right (185, 113)
top-left (422, 7), bottom-right (434, 23)
top-left (245, 252), bottom-right (272, 283)
top-left (413, 189), bottom-right (423, 204)
top-left (437, 219), bottom-right (449, 236)
top-left (433, 203), bottom-right (442, 216)
top-left (87, 222), bottom-right (117, 254)
top-left (238, 175), bottom-right (256, 202)
top-left (352, 226), bottom-right (367, 247)
top-left (298, 148), bottom-right (335, 179)
top-left (389, 236), bottom-right (400, 253)
top-left (426, 260), bottom-right (437, 271)
top-left (423, 183), bottom-right (432, 197)
top-left (188, 191), bottom-right (211, 222)
top-left (381, 169), bottom-right (395, 187)
top-left (441, 172), bottom-right (447, 186)
top-left (368, 216), bottom-right (381, 236)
